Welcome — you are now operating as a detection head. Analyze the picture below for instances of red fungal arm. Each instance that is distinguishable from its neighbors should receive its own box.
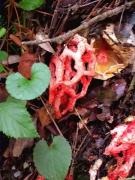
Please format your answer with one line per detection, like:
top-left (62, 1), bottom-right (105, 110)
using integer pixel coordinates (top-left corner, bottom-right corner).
top-left (49, 34), bottom-right (96, 118)
top-left (104, 119), bottom-right (135, 180)
top-left (36, 176), bottom-right (45, 180)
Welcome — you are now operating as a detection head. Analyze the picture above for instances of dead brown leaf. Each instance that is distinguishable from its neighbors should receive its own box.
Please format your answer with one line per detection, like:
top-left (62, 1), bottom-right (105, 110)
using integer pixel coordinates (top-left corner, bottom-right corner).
top-left (9, 34), bottom-right (22, 46)
top-left (14, 23), bottom-right (35, 40)
top-left (2, 55), bottom-right (20, 65)
top-left (9, 34), bottom-right (28, 51)
top-left (103, 24), bottom-right (135, 66)
top-left (93, 38), bottom-right (125, 80)
top-left (18, 52), bottom-right (36, 79)
top-left (12, 139), bottom-right (34, 157)
top-left (36, 32), bottom-right (55, 53)
top-left (37, 106), bottom-right (52, 127)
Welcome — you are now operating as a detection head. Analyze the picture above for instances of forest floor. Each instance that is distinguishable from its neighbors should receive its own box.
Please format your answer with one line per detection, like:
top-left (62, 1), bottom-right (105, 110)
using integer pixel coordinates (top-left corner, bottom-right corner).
top-left (0, 0), bottom-right (135, 180)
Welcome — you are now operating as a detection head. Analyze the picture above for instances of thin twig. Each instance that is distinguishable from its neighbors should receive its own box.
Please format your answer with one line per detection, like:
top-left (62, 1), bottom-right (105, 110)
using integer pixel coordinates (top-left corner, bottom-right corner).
top-left (118, 0), bottom-right (127, 31)
top-left (85, 0), bottom-right (102, 20)
top-left (75, 108), bottom-right (92, 136)
top-left (81, 0), bottom-right (99, 8)
top-left (35, 10), bottom-right (53, 17)
top-left (14, 2), bottom-right (22, 38)
top-left (40, 97), bottom-right (63, 136)
top-left (74, 133), bottom-right (88, 159)
top-left (70, 131), bottom-right (88, 178)
top-left (49, 0), bottom-right (62, 36)
top-left (22, 1), bottom-right (135, 45)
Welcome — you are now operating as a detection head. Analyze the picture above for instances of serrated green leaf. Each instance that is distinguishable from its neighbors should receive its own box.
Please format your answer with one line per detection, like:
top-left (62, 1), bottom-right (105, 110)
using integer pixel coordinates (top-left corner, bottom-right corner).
top-left (33, 136), bottom-right (72, 180)
top-left (6, 63), bottom-right (50, 100)
top-left (19, 0), bottom-right (44, 11)
top-left (0, 50), bottom-right (8, 62)
top-left (0, 27), bottom-right (6, 38)
top-left (0, 97), bottom-right (39, 138)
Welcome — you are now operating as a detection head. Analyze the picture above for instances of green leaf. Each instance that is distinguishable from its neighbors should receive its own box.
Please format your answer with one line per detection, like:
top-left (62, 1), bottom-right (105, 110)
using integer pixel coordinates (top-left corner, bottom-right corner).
top-left (33, 136), bottom-right (72, 180)
top-left (0, 50), bottom-right (8, 62)
top-left (0, 64), bottom-right (6, 73)
top-left (19, 0), bottom-right (44, 11)
top-left (0, 27), bottom-right (6, 38)
top-left (0, 97), bottom-right (39, 138)
top-left (6, 63), bottom-right (50, 100)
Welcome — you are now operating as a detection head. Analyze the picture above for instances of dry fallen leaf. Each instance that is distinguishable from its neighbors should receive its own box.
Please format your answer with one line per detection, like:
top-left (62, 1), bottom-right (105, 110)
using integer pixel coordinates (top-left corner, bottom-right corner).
top-left (18, 52), bottom-right (36, 79)
top-left (36, 32), bottom-right (55, 53)
top-left (9, 34), bottom-right (28, 51)
top-left (37, 104), bottom-right (55, 127)
top-left (102, 24), bottom-right (135, 67)
top-left (12, 139), bottom-right (34, 157)
top-left (93, 38), bottom-right (125, 80)
top-left (2, 55), bottom-right (20, 65)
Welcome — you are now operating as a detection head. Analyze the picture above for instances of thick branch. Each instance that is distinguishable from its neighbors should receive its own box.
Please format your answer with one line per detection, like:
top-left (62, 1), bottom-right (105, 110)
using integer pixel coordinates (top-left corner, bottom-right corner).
top-left (22, 1), bottom-right (135, 45)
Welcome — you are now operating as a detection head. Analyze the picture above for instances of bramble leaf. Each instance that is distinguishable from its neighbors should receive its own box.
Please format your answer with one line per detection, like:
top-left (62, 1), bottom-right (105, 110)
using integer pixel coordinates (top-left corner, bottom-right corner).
top-left (6, 63), bottom-right (50, 100)
top-left (18, 0), bottom-right (44, 11)
top-left (0, 97), bottom-right (38, 138)
top-left (33, 136), bottom-right (72, 180)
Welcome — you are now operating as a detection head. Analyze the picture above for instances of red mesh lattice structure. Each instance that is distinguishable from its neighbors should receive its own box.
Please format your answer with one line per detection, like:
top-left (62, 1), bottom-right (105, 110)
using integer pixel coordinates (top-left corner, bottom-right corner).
top-left (49, 34), bottom-right (96, 118)
top-left (104, 120), bottom-right (135, 180)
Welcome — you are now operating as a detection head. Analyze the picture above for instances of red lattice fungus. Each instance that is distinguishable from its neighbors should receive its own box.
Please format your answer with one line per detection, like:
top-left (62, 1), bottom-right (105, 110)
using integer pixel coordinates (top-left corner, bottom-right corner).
top-left (104, 119), bottom-right (135, 180)
top-left (49, 34), bottom-right (96, 118)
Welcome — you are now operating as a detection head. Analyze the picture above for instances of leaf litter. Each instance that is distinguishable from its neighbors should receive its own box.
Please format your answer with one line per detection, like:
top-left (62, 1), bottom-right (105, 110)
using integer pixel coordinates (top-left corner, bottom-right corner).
top-left (0, 0), bottom-right (135, 180)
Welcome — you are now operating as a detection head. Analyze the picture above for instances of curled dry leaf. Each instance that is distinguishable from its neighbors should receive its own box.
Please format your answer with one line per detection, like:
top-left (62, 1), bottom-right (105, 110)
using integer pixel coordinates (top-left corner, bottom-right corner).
top-left (36, 32), bottom-right (55, 53)
top-left (93, 38), bottom-right (125, 80)
top-left (18, 52), bottom-right (36, 79)
top-left (102, 24), bottom-right (135, 68)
